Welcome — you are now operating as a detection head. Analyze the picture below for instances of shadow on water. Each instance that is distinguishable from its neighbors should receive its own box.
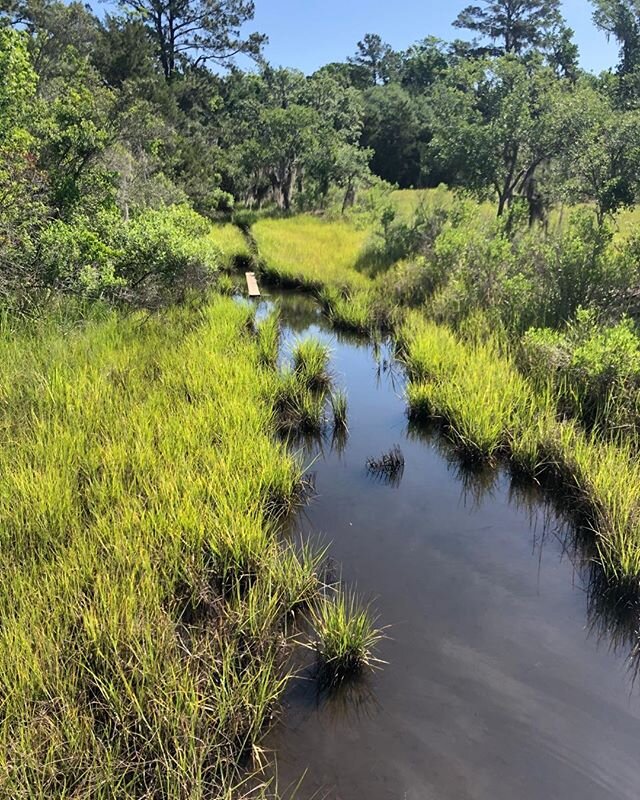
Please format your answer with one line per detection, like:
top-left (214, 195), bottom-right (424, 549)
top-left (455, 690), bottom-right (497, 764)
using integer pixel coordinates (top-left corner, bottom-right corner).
top-left (249, 288), bottom-right (640, 800)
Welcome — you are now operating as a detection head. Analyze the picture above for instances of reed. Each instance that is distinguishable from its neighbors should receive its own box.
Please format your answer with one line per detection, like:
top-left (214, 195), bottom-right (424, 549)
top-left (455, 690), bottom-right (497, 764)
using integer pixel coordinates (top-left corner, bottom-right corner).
top-left (292, 338), bottom-right (331, 391)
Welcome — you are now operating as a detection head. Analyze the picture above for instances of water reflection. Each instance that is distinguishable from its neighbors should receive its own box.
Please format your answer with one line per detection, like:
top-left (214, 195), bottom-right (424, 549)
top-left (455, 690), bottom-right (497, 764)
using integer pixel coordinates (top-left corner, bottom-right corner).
top-left (261, 286), bottom-right (640, 800)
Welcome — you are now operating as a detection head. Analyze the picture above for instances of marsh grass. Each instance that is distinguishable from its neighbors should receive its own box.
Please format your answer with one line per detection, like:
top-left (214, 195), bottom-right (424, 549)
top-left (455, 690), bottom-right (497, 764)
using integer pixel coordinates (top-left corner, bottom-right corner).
top-left (206, 223), bottom-right (253, 269)
top-left (330, 389), bottom-right (348, 431)
top-left (257, 308), bottom-right (281, 369)
top-left (252, 216), bottom-right (369, 292)
top-left (401, 312), bottom-right (640, 583)
top-left (0, 294), bottom-right (324, 798)
top-left (273, 370), bottom-right (327, 435)
top-left (311, 588), bottom-right (384, 687)
top-left (292, 338), bottom-right (331, 391)
top-left (320, 286), bottom-right (397, 334)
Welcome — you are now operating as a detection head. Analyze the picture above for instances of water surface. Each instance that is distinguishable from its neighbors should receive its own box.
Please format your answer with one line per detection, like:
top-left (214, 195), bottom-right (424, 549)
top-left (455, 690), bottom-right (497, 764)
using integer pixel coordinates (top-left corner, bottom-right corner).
top-left (259, 290), bottom-right (640, 800)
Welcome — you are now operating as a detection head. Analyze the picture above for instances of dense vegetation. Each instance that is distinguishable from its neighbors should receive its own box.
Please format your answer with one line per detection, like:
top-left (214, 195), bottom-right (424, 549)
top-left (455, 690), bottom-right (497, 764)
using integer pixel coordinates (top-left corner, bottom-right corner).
top-left (2, 0), bottom-right (640, 306)
top-left (4, 0), bottom-right (640, 795)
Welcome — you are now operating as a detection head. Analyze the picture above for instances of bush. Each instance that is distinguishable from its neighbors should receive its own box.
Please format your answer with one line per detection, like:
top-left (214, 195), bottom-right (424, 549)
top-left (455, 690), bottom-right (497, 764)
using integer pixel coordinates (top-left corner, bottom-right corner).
top-left (521, 309), bottom-right (640, 437)
top-left (114, 205), bottom-right (223, 301)
top-left (39, 212), bottom-right (125, 296)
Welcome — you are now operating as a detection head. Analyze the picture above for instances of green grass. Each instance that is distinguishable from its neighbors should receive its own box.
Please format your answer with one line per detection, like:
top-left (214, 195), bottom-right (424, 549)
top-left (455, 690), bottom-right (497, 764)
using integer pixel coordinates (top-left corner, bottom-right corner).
top-left (401, 311), bottom-right (640, 584)
top-left (292, 337), bottom-right (331, 391)
top-left (390, 186), bottom-right (494, 221)
top-left (252, 215), bottom-right (370, 291)
top-left (0, 294), bottom-right (319, 797)
top-left (256, 306), bottom-right (281, 368)
top-left (330, 389), bottom-right (348, 431)
top-left (204, 223), bottom-right (253, 268)
top-left (311, 588), bottom-right (383, 686)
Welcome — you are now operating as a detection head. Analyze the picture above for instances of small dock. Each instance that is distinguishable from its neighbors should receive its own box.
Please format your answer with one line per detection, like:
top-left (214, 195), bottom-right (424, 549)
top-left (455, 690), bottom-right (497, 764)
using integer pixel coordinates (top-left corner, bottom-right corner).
top-left (245, 272), bottom-right (261, 298)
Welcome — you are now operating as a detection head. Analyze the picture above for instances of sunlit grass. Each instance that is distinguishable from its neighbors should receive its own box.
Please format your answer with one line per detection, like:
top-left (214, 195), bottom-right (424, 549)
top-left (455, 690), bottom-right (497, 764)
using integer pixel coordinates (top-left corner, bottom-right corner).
top-left (205, 223), bottom-right (252, 268)
top-left (252, 216), bottom-right (369, 291)
top-left (0, 294), bottom-right (316, 796)
top-left (311, 587), bottom-right (383, 686)
top-left (401, 311), bottom-right (640, 582)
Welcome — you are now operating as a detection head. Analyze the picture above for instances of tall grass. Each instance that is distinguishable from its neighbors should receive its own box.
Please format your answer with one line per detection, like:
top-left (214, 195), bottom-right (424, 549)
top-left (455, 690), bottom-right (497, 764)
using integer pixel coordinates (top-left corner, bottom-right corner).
top-left (311, 588), bottom-right (383, 687)
top-left (252, 216), bottom-right (369, 291)
top-left (401, 311), bottom-right (640, 584)
top-left (205, 223), bottom-right (253, 269)
top-left (0, 294), bottom-right (317, 797)
top-left (292, 338), bottom-right (331, 391)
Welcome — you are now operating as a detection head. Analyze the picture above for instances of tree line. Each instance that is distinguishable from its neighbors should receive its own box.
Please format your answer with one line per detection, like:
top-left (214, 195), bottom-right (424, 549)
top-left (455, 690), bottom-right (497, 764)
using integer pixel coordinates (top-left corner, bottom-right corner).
top-left (1, 0), bottom-right (640, 300)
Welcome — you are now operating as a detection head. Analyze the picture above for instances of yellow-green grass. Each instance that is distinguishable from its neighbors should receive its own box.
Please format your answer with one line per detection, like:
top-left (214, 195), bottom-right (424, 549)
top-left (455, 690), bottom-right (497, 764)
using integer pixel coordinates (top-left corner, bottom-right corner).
top-left (252, 215), bottom-right (370, 291)
top-left (0, 295), bottom-right (320, 797)
top-left (401, 311), bottom-right (640, 584)
top-left (312, 588), bottom-right (383, 686)
top-left (391, 187), bottom-right (494, 221)
top-left (204, 222), bottom-right (253, 268)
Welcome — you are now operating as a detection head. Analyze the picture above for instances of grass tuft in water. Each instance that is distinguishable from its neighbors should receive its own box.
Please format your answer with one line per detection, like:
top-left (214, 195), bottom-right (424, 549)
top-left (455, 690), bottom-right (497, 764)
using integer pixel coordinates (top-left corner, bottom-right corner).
top-left (311, 588), bottom-right (384, 687)
top-left (274, 371), bottom-right (327, 434)
top-left (257, 308), bottom-right (281, 369)
top-left (330, 389), bottom-right (348, 431)
top-left (292, 338), bottom-right (331, 391)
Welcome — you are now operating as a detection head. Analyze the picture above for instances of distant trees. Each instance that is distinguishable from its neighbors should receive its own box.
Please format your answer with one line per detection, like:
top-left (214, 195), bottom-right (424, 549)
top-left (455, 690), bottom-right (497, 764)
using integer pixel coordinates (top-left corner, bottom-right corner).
top-left (452, 0), bottom-right (566, 54)
top-left (429, 56), bottom-right (567, 217)
top-left (114, 0), bottom-right (265, 78)
top-left (591, 0), bottom-right (640, 76)
top-left (348, 33), bottom-right (397, 85)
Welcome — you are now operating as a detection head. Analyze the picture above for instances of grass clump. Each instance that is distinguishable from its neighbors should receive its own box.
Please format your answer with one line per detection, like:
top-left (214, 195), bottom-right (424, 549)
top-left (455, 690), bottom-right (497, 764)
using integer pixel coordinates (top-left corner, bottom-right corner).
top-left (330, 389), bottom-right (348, 431)
top-left (256, 308), bottom-right (281, 369)
top-left (273, 370), bottom-right (327, 435)
top-left (402, 312), bottom-right (531, 462)
top-left (311, 588), bottom-right (383, 687)
top-left (292, 337), bottom-right (331, 391)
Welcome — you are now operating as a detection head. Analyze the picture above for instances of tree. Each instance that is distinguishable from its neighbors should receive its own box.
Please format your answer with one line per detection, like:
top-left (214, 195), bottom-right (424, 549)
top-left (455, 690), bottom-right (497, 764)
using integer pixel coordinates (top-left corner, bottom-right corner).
top-left (429, 56), bottom-right (567, 217)
top-left (348, 33), bottom-right (398, 86)
top-left (399, 37), bottom-right (449, 91)
top-left (453, 0), bottom-right (568, 55)
top-left (115, 0), bottom-right (265, 79)
top-left (591, 0), bottom-right (640, 76)
top-left (558, 82), bottom-right (640, 223)
top-left (360, 83), bottom-right (430, 187)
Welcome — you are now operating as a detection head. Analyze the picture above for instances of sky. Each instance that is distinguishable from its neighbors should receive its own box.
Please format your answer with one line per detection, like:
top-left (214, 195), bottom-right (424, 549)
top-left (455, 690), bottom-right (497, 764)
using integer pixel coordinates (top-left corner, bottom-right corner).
top-left (241, 0), bottom-right (619, 75)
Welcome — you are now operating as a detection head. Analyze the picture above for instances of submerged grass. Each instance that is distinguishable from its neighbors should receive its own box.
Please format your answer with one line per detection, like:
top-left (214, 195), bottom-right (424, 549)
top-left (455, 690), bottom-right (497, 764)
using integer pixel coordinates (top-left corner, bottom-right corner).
top-left (0, 294), bottom-right (319, 797)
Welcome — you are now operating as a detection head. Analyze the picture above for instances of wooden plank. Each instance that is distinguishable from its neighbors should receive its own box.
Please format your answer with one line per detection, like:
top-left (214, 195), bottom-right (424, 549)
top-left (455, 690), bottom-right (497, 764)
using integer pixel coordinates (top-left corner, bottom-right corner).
top-left (245, 271), bottom-right (261, 297)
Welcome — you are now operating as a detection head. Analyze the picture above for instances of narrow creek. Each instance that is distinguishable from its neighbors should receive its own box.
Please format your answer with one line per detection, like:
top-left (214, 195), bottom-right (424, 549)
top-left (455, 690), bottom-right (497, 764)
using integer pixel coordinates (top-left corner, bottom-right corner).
top-left (255, 288), bottom-right (640, 800)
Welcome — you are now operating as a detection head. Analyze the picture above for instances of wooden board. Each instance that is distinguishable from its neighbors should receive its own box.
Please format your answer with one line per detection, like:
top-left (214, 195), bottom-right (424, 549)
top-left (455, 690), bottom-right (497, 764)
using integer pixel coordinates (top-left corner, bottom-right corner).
top-left (245, 271), bottom-right (261, 298)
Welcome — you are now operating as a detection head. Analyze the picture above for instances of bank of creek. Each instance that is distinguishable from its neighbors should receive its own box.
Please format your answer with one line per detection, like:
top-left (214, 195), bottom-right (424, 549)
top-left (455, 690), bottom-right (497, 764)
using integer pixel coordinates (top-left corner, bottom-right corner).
top-left (249, 288), bottom-right (640, 800)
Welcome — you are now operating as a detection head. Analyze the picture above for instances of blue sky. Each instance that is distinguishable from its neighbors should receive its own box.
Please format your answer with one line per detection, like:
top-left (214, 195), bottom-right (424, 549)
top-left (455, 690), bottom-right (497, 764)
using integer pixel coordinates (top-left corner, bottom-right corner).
top-left (243, 0), bottom-right (618, 74)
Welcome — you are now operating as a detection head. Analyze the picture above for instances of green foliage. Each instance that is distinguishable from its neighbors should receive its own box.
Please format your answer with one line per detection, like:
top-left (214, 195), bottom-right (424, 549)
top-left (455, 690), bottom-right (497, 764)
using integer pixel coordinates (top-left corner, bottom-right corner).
top-left (521, 309), bottom-right (640, 437)
top-left (115, 205), bottom-right (221, 290)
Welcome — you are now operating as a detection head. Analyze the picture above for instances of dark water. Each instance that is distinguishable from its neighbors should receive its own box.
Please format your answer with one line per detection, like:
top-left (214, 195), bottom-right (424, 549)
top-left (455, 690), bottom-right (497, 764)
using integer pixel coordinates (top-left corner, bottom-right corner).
top-left (257, 290), bottom-right (640, 800)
